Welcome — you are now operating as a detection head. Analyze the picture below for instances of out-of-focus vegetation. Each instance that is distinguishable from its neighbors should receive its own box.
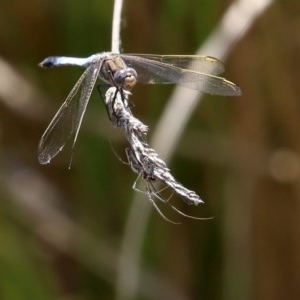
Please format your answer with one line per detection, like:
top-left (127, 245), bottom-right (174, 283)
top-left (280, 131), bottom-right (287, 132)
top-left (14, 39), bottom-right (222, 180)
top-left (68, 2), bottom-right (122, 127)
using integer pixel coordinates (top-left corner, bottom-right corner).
top-left (0, 0), bottom-right (299, 299)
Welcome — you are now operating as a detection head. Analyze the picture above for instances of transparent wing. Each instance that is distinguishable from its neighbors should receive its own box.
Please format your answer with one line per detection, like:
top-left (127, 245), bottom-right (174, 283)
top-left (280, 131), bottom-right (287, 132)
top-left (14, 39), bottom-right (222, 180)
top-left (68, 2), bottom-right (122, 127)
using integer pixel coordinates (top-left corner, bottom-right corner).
top-left (120, 54), bottom-right (241, 96)
top-left (123, 54), bottom-right (225, 74)
top-left (38, 63), bottom-right (101, 164)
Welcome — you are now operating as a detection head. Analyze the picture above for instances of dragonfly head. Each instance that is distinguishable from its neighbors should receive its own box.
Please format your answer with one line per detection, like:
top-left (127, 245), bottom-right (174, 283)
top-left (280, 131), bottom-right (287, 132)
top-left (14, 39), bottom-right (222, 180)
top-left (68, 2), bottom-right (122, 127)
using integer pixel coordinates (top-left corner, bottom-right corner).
top-left (113, 67), bottom-right (137, 90)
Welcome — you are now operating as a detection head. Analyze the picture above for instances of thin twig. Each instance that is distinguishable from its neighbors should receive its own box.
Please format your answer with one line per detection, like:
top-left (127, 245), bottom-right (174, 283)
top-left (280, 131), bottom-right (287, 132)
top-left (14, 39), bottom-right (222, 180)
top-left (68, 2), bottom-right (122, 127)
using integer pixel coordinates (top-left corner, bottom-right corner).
top-left (111, 0), bottom-right (124, 53)
top-left (104, 87), bottom-right (203, 206)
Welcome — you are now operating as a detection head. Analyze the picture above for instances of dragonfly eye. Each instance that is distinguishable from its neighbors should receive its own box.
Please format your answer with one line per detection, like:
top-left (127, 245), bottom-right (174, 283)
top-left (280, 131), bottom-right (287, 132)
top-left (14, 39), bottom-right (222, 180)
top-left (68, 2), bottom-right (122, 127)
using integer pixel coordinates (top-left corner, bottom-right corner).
top-left (126, 67), bottom-right (138, 79)
top-left (114, 68), bottom-right (138, 90)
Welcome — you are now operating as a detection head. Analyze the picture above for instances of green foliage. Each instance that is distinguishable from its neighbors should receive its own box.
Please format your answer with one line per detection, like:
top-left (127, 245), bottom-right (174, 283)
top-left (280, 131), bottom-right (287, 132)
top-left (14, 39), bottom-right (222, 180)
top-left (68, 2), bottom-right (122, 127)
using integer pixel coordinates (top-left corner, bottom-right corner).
top-left (0, 216), bottom-right (55, 300)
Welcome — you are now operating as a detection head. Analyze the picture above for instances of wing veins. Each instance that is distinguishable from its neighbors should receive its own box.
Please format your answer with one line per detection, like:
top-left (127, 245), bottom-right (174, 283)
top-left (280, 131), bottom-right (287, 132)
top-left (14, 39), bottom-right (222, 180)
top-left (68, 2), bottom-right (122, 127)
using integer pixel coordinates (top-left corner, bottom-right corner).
top-left (121, 55), bottom-right (241, 96)
top-left (38, 63), bottom-right (101, 164)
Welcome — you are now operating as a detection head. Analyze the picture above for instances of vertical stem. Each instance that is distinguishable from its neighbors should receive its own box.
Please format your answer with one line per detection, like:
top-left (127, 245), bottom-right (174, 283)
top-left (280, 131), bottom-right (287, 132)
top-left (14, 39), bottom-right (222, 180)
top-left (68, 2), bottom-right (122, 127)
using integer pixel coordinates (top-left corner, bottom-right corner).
top-left (111, 0), bottom-right (124, 53)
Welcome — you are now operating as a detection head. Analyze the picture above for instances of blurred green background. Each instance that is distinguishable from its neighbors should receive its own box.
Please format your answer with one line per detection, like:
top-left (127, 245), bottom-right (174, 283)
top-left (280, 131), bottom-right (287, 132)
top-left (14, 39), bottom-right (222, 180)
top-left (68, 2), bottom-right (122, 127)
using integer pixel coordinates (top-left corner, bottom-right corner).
top-left (0, 0), bottom-right (300, 299)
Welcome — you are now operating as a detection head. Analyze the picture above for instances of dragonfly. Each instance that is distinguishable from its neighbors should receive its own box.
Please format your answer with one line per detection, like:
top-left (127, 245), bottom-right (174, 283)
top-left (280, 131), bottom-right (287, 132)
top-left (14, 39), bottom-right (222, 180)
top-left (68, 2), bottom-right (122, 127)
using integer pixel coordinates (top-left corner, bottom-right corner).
top-left (38, 52), bottom-right (242, 165)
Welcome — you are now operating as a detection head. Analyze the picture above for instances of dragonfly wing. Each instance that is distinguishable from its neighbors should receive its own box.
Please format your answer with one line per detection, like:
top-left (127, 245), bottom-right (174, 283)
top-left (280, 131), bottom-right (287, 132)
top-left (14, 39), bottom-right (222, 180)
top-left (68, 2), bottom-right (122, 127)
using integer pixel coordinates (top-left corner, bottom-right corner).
top-left (121, 55), bottom-right (241, 96)
top-left (123, 54), bottom-right (225, 75)
top-left (38, 63), bottom-right (101, 164)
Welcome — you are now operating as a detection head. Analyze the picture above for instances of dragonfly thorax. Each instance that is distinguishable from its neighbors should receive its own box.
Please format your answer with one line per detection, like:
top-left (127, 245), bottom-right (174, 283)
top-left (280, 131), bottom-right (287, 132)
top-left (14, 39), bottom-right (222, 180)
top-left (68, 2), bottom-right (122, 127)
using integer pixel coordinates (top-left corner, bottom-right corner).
top-left (101, 54), bottom-right (137, 90)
